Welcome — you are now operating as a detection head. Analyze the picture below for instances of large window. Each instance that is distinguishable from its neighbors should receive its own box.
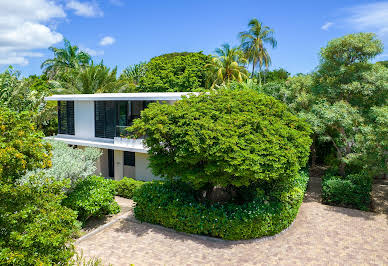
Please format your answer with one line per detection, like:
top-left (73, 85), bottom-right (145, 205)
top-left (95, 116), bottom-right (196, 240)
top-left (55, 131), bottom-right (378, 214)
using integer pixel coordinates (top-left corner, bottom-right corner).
top-left (58, 101), bottom-right (75, 135)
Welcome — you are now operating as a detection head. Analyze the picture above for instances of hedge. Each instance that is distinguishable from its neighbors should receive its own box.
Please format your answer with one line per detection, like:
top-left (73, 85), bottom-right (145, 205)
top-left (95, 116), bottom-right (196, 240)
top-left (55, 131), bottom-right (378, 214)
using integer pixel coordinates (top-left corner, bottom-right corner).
top-left (133, 172), bottom-right (309, 240)
top-left (115, 177), bottom-right (145, 199)
top-left (322, 172), bottom-right (372, 211)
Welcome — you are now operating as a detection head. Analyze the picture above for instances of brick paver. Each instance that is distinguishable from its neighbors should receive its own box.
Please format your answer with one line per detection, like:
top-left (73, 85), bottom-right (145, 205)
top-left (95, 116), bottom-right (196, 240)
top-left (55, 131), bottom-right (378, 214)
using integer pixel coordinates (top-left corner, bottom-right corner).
top-left (77, 177), bottom-right (388, 265)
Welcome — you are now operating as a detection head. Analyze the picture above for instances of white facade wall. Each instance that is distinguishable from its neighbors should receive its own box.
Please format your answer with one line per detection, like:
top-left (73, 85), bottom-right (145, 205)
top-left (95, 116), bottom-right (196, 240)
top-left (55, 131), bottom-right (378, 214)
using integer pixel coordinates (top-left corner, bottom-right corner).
top-left (74, 101), bottom-right (95, 139)
top-left (135, 153), bottom-right (160, 181)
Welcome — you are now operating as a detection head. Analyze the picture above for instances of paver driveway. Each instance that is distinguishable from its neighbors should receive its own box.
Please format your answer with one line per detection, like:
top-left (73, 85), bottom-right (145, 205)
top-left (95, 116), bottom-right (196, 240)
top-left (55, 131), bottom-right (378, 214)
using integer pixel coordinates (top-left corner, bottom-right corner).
top-left (76, 177), bottom-right (388, 265)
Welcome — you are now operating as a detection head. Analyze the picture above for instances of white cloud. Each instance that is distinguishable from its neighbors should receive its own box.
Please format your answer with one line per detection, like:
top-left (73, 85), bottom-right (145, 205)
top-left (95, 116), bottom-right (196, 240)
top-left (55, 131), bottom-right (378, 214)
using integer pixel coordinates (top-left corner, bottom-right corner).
top-left (81, 47), bottom-right (104, 56)
top-left (321, 22), bottom-right (334, 31)
top-left (0, 0), bottom-right (65, 66)
top-left (66, 0), bottom-right (103, 17)
top-left (99, 36), bottom-right (115, 46)
top-left (345, 2), bottom-right (388, 36)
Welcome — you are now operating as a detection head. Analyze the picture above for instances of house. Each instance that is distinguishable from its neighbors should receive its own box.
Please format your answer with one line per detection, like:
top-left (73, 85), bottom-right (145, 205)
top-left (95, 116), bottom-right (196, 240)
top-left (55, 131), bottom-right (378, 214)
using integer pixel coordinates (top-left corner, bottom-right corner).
top-left (45, 92), bottom-right (194, 181)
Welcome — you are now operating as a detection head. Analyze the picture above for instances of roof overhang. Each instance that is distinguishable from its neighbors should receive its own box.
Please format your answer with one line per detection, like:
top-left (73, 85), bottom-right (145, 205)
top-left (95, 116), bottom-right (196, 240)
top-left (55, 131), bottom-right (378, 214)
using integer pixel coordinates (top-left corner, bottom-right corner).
top-left (44, 92), bottom-right (198, 101)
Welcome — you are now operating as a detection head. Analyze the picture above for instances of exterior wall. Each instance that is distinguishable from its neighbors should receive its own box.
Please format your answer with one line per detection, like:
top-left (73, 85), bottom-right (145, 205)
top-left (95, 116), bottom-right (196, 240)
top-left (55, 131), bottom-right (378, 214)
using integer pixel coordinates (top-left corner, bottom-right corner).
top-left (114, 150), bottom-right (124, 181)
top-left (96, 148), bottom-right (109, 177)
top-left (123, 165), bottom-right (135, 178)
top-left (74, 101), bottom-right (95, 139)
top-left (135, 153), bottom-right (160, 181)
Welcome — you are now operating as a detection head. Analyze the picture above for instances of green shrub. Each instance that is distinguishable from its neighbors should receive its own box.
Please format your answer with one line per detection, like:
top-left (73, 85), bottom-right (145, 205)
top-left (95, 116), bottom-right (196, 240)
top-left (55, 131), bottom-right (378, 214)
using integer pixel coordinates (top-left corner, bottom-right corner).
top-left (0, 178), bottom-right (80, 265)
top-left (129, 89), bottom-right (312, 190)
top-left (115, 177), bottom-right (145, 199)
top-left (63, 176), bottom-right (120, 223)
top-left (322, 172), bottom-right (372, 211)
top-left (133, 172), bottom-right (309, 240)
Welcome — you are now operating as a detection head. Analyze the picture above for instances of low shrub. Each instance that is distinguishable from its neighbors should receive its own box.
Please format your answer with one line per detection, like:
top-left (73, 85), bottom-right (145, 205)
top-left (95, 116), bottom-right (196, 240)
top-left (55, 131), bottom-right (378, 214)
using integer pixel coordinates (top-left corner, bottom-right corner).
top-left (0, 178), bottom-right (80, 265)
top-left (63, 176), bottom-right (120, 223)
top-left (115, 177), bottom-right (145, 199)
top-left (322, 172), bottom-right (372, 211)
top-left (133, 172), bottom-right (309, 240)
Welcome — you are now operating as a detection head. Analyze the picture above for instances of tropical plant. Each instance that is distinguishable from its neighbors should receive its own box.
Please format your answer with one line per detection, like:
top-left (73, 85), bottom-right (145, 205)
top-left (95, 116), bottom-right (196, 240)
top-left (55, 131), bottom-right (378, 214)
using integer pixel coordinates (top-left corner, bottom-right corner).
top-left (205, 44), bottom-right (249, 88)
top-left (41, 38), bottom-right (91, 79)
top-left (0, 106), bottom-right (51, 183)
top-left (52, 62), bottom-right (129, 94)
top-left (21, 140), bottom-right (102, 189)
top-left (239, 18), bottom-right (277, 83)
top-left (120, 62), bottom-right (146, 85)
top-left (129, 88), bottom-right (311, 200)
top-left (138, 52), bottom-right (211, 92)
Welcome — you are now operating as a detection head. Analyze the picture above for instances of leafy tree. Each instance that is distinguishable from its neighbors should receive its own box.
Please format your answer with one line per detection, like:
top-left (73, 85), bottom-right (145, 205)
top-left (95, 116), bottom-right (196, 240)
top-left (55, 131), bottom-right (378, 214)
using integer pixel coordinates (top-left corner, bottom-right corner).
top-left (21, 140), bottom-right (102, 189)
top-left (41, 38), bottom-right (91, 79)
top-left (129, 89), bottom-right (311, 198)
top-left (0, 106), bottom-right (51, 183)
top-left (205, 44), bottom-right (249, 88)
top-left (258, 68), bottom-right (290, 84)
top-left (0, 178), bottom-right (80, 265)
top-left (138, 52), bottom-right (211, 92)
top-left (239, 18), bottom-right (277, 82)
top-left (53, 62), bottom-right (129, 94)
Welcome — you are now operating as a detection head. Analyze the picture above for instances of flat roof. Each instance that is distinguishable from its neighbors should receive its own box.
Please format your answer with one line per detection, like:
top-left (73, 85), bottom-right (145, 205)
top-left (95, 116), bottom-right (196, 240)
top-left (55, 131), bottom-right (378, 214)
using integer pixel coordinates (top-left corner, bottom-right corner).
top-left (45, 92), bottom-right (198, 101)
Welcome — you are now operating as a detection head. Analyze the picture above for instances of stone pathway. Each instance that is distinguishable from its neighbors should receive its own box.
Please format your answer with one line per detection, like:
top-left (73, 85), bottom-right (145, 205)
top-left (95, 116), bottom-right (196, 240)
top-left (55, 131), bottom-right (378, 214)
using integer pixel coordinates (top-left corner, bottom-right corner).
top-left (77, 177), bottom-right (388, 265)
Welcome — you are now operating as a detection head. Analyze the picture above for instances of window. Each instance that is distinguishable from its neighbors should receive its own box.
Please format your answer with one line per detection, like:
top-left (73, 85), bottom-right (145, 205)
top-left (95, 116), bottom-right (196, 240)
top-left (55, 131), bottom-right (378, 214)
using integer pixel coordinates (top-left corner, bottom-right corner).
top-left (58, 101), bottom-right (75, 135)
top-left (95, 101), bottom-right (116, 139)
top-left (124, 151), bottom-right (135, 166)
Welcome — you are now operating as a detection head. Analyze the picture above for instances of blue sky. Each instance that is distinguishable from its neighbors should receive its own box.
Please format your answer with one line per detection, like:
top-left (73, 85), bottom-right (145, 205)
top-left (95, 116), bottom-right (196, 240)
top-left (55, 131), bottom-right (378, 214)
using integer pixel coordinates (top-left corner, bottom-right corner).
top-left (1, 0), bottom-right (387, 77)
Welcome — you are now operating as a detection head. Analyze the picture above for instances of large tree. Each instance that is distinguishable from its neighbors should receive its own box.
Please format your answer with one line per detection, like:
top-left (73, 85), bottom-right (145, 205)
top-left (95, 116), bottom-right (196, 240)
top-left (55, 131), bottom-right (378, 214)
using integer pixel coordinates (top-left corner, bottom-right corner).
top-left (41, 39), bottom-right (91, 79)
top-left (138, 52), bottom-right (211, 92)
top-left (205, 44), bottom-right (249, 88)
top-left (239, 18), bottom-right (277, 82)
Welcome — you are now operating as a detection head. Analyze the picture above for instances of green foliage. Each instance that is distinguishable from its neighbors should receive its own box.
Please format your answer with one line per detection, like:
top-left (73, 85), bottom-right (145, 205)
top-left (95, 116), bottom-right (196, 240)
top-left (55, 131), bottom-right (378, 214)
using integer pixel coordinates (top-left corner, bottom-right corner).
top-left (21, 140), bottom-right (102, 189)
top-left (120, 62), bottom-right (146, 85)
top-left (138, 52), bottom-right (211, 92)
top-left (115, 177), bottom-right (145, 199)
top-left (41, 38), bottom-right (91, 79)
top-left (0, 178), bottom-right (80, 265)
top-left (0, 106), bottom-right (51, 183)
top-left (239, 18), bottom-right (277, 79)
top-left (258, 68), bottom-right (290, 84)
top-left (53, 62), bottom-right (129, 94)
top-left (206, 44), bottom-right (248, 88)
top-left (133, 172), bottom-right (309, 240)
top-left (63, 176), bottom-right (120, 223)
top-left (129, 89), bottom-right (312, 189)
top-left (322, 172), bottom-right (372, 211)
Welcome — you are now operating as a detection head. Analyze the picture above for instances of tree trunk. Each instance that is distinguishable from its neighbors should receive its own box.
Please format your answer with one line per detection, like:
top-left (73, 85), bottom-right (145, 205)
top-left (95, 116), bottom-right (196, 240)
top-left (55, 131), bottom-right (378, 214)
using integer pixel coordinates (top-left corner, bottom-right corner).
top-left (251, 63), bottom-right (255, 78)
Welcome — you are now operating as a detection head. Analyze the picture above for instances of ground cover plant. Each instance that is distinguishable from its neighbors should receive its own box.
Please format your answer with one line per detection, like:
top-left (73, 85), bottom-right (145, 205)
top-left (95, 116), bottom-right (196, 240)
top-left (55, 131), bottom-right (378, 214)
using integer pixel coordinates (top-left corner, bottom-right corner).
top-left (63, 175), bottom-right (120, 223)
top-left (129, 88), bottom-right (312, 239)
top-left (115, 177), bottom-right (145, 199)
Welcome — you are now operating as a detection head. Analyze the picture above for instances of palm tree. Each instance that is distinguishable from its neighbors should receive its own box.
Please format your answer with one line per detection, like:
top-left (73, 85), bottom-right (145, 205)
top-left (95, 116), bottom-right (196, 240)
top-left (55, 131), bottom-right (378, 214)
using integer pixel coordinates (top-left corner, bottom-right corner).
top-left (205, 43), bottom-right (248, 89)
top-left (239, 18), bottom-right (277, 84)
top-left (52, 62), bottom-right (128, 94)
top-left (41, 39), bottom-right (91, 79)
top-left (120, 63), bottom-right (146, 85)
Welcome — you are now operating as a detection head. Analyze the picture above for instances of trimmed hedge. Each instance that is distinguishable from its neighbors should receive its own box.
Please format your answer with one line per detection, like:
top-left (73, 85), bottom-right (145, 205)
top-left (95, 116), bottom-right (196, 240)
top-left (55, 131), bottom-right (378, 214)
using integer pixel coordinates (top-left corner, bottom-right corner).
top-left (322, 172), bottom-right (372, 211)
top-left (133, 172), bottom-right (309, 240)
top-left (63, 176), bottom-right (120, 223)
top-left (115, 177), bottom-right (145, 199)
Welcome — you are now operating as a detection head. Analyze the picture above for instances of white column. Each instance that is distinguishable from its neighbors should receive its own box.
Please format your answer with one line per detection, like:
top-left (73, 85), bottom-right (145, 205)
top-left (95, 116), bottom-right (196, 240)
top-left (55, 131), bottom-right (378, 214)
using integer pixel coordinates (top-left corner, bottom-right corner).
top-left (114, 150), bottom-right (124, 181)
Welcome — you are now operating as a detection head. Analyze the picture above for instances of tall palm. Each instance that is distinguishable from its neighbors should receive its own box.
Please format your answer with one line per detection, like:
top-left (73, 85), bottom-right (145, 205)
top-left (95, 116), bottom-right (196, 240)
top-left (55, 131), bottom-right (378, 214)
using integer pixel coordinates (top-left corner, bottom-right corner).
top-left (205, 43), bottom-right (248, 89)
top-left (52, 62), bottom-right (128, 94)
top-left (119, 62), bottom-right (146, 85)
top-left (239, 18), bottom-right (277, 83)
top-left (41, 39), bottom-right (91, 79)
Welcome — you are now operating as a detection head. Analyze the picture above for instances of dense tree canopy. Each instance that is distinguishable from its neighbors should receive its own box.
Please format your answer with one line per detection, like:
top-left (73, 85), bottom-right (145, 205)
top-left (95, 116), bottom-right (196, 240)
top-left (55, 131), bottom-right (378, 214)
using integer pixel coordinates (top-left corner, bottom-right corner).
top-left (138, 52), bottom-right (211, 92)
top-left (129, 89), bottom-right (311, 190)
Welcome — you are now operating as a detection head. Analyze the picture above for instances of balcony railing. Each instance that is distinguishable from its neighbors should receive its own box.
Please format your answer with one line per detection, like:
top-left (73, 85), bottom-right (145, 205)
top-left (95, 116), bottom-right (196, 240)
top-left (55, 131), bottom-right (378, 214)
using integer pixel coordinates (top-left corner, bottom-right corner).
top-left (115, 125), bottom-right (131, 138)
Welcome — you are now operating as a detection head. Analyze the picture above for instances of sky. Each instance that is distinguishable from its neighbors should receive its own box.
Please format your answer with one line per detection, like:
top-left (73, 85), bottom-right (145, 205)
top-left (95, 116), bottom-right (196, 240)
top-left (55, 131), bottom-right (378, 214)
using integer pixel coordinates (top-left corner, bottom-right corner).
top-left (1, 0), bottom-right (388, 77)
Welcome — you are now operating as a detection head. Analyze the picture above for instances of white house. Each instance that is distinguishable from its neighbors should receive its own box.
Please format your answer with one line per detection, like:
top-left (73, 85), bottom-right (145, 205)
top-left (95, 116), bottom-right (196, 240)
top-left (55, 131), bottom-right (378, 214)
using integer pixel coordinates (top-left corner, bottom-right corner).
top-left (45, 92), bottom-right (194, 181)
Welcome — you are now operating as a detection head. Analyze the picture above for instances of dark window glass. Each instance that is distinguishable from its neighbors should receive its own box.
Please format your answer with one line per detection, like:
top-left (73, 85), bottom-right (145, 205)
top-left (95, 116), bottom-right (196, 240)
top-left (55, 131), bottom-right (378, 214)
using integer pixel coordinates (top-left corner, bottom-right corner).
top-left (124, 151), bottom-right (135, 166)
top-left (58, 101), bottom-right (74, 135)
